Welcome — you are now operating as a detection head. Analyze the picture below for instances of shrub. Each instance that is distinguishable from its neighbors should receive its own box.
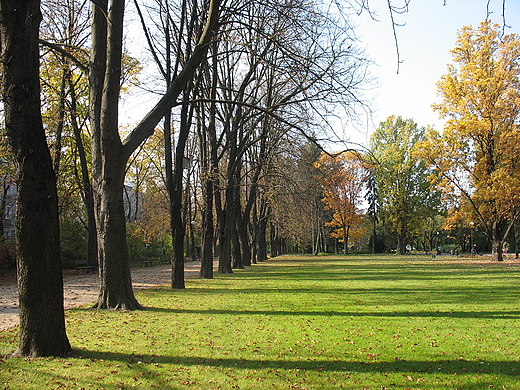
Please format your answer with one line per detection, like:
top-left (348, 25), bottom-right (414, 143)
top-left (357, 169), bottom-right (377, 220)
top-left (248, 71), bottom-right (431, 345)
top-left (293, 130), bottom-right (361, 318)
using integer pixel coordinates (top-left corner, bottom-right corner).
top-left (0, 240), bottom-right (16, 270)
top-left (60, 216), bottom-right (88, 262)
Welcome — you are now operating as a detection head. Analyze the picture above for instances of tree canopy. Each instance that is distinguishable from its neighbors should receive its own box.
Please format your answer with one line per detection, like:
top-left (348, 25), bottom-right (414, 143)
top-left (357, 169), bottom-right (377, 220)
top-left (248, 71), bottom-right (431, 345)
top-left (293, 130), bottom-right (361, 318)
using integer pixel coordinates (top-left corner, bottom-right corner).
top-left (419, 20), bottom-right (520, 261)
top-left (370, 116), bottom-right (443, 255)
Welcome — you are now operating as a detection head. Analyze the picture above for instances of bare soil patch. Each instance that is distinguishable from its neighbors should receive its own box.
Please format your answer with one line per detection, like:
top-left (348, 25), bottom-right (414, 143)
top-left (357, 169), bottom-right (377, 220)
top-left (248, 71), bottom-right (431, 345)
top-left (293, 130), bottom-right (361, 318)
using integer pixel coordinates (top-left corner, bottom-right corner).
top-left (0, 260), bottom-right (208, 331)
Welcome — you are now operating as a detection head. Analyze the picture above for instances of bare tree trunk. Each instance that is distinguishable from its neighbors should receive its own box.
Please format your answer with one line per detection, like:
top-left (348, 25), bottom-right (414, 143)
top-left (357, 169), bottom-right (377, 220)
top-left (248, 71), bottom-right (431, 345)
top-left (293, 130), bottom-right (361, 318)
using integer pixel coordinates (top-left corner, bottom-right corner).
top-left (491, 239), bottom-right (504, 262)
top-left (231, 177), bottom-right (244, 269)
top-left (170, 98), bottom-right (192, 289)
top-left (198, 54), bottom-right (217, 278)
top-left (200, 176), bottom-right (214, 278)
top-left (251, 200), bottom-right (259, 264)
top-left (218, 184), bottom-right (234, 274)
top-left (257, 219), bottom-right (267, 261)
top-left (490, 220), bottom-right (506, 262)
top-left (0, 0), bottom-right (71, 356)
top-left (256, 200), bottom-right (269, 262)
top-left (89, 0), bottom-right (221, 306)
top-left (198, 120), bottom-right (215, 278)
top-left (89, 0), bottom-right (142, 310)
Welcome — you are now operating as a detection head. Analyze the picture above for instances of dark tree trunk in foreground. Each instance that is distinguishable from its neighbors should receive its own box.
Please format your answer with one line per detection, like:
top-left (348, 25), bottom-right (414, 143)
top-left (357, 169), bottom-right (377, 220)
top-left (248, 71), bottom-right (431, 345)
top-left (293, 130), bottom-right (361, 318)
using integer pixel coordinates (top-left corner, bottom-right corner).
top-left (0, 0), bottom-right (71, 357)
top-left (89, 0), bottom-right (221, 307)
top-left (89, 0), bottom-right (142, 310)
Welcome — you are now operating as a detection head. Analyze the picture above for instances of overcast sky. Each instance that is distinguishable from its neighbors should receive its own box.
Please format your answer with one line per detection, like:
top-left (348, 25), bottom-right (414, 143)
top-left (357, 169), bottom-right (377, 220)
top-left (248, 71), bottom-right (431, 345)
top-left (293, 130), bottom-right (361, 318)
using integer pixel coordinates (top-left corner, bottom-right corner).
top-left (346, 0), bottom-right (520, 148)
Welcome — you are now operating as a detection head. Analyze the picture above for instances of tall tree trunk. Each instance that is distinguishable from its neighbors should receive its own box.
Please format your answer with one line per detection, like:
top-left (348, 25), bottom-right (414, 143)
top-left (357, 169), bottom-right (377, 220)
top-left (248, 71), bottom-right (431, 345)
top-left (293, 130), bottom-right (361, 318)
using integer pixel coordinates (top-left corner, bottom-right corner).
top-left (490, 220), bottom-right (506, 262)
top-left (250, 200), bottom-right (259, 264)
top-left (397, 233), bottom-right (406, 255)
top-left (90, 0), bottom-right (142, 310)
top-left (257, 219), bottom-right (267, 262)
top-left (218, 122), bottom-right (237, 274)
top-left (238, 220), bottom-right (252, 267)
top-left (487, 217), bottom-right (517, 262)
top-left (67, 69), bottom-right (97, 268)
top-left (491, 239), bottom-right (504, 262)
top-left (0, 0), bottom-right (71, 356)
top-left (200, 176), bottom-right (214, 278)
top-left (270, 222), bottom-right (275, 257)
top-left (218, 183), bottom-right (234, 274)
top-left (89, 0), bottom-right (221, 307)
top-left (237, 134), bottom-right (267, 267)
top-left (93, 163), bottom-right (141, 309)
top-left (170, 98), bottom-right (192, 289)
top-left (188, 183), bottom-right (197, 261)
top-left (256, 200), bottom-right (269, 262)
top-left (198, 57), bottom-right (218, 278)
top-left (231, 179), bottom-right (244, 269)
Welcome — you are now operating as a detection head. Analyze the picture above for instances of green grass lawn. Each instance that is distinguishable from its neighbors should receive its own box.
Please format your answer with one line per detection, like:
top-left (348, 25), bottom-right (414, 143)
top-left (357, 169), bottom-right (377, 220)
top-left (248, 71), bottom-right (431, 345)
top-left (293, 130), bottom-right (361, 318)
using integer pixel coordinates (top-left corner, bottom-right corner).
top-left (1, 254), bottom-right (520, 389)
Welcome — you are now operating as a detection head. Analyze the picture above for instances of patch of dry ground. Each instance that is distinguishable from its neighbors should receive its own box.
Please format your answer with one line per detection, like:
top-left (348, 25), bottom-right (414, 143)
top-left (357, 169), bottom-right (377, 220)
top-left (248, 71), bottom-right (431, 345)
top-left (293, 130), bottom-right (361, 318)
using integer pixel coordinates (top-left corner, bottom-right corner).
top-left (0, 260), bottom-right (209, 332)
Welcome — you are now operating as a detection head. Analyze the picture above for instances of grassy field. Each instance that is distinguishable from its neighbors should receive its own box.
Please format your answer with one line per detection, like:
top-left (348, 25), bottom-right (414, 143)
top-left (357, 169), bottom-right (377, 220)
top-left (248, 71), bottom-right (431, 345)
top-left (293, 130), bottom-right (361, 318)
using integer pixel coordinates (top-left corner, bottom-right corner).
top-left (1, 254), bottom-right (520, 389)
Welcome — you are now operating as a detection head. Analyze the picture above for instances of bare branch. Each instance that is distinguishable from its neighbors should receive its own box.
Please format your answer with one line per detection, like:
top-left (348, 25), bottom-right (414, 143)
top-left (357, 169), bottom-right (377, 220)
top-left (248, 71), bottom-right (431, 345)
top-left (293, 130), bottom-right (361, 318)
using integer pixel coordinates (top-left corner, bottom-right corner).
top-left (386, 0), bottom-right (410, 74)
top-left (39, 39), bottom-right (89, 74)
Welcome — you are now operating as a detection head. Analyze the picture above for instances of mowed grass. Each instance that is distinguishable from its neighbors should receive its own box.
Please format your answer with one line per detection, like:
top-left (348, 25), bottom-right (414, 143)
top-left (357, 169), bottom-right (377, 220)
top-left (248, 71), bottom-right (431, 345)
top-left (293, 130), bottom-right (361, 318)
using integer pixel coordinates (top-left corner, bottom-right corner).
top-left (1, 254), bottom-right (520, 389)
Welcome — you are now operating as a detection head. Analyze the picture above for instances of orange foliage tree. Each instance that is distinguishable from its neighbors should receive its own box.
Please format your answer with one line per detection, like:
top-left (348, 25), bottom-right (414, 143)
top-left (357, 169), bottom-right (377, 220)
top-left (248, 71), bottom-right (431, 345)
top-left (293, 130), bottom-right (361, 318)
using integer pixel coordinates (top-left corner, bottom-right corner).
top-left (316, 151), bottom-right (369, 254)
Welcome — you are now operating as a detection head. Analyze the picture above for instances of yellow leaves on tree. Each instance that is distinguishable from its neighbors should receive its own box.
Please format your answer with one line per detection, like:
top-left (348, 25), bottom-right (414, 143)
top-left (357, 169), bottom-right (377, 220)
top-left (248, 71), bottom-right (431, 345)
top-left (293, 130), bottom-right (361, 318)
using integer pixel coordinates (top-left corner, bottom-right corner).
top-left (420, 20), bottom-right (520, 261)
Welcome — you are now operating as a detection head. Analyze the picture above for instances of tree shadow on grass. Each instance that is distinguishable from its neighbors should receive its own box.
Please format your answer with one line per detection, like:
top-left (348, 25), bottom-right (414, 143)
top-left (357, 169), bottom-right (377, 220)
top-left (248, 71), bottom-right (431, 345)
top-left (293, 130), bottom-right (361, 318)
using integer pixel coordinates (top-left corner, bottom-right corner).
top-left (72, 348), bottom-right (520, 378)
top-left (235, 257), bottom-right (520, 282)
top-left (139, 306), bottom-right (520, 320)
top-left (140, 283), bottom-right (520, 305)
top-left (236, 267), bottom-right (518, 282)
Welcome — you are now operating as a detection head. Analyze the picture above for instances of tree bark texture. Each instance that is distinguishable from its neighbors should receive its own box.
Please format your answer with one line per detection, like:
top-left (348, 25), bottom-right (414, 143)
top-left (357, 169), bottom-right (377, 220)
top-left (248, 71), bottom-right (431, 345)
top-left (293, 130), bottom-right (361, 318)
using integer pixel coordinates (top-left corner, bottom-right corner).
top-left (490, 220), bottom-right (506, 262)
top-left (198, 46), bottom-right (219, 279)
top-left (218, 182), bottom-right (234, 274)
top-left (89, 0), bottom-right (142, 310)
top-left (89, 0), bottom-right (221, 305)
top-left (256, 200), bottom-right (269, 262)
top-left (231, 180), bottom-right (244, 269)
top-left (170, 100), bottom-right (192, 289)
top-left (198, 114), bottom-right (215, 278)
top-left (200, 178), bottom-right (214, 278)
top-left (0, 0), bottom-right (71, 356)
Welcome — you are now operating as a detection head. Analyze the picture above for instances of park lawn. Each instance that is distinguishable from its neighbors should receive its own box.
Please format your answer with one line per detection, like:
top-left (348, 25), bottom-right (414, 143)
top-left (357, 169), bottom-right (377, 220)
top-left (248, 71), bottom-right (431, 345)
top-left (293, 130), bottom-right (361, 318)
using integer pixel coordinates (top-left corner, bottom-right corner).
top-left (1, 254), bottom-right (520, 389)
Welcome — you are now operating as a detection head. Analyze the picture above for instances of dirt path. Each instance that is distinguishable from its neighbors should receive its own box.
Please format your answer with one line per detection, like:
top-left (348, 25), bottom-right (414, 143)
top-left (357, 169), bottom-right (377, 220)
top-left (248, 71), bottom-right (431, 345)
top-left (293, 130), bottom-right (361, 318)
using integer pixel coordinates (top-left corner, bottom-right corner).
top-left (0, 260), bottom-right (208, 332)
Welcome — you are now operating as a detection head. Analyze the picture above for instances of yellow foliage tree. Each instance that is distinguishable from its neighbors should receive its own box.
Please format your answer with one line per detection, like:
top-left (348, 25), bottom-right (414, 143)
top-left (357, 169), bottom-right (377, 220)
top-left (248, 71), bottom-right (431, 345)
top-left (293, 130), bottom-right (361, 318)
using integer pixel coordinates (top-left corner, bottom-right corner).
top-left (419, 20), bottom-right (520, 261)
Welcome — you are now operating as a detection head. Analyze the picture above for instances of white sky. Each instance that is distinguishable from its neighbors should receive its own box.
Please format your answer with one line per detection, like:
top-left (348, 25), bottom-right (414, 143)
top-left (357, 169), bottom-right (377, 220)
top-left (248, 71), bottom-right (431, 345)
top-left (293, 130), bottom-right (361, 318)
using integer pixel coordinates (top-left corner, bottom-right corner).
top-left (122, 1), bottom-right (520, 149)
top-left (345, 0), bottom-right (520, 148)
